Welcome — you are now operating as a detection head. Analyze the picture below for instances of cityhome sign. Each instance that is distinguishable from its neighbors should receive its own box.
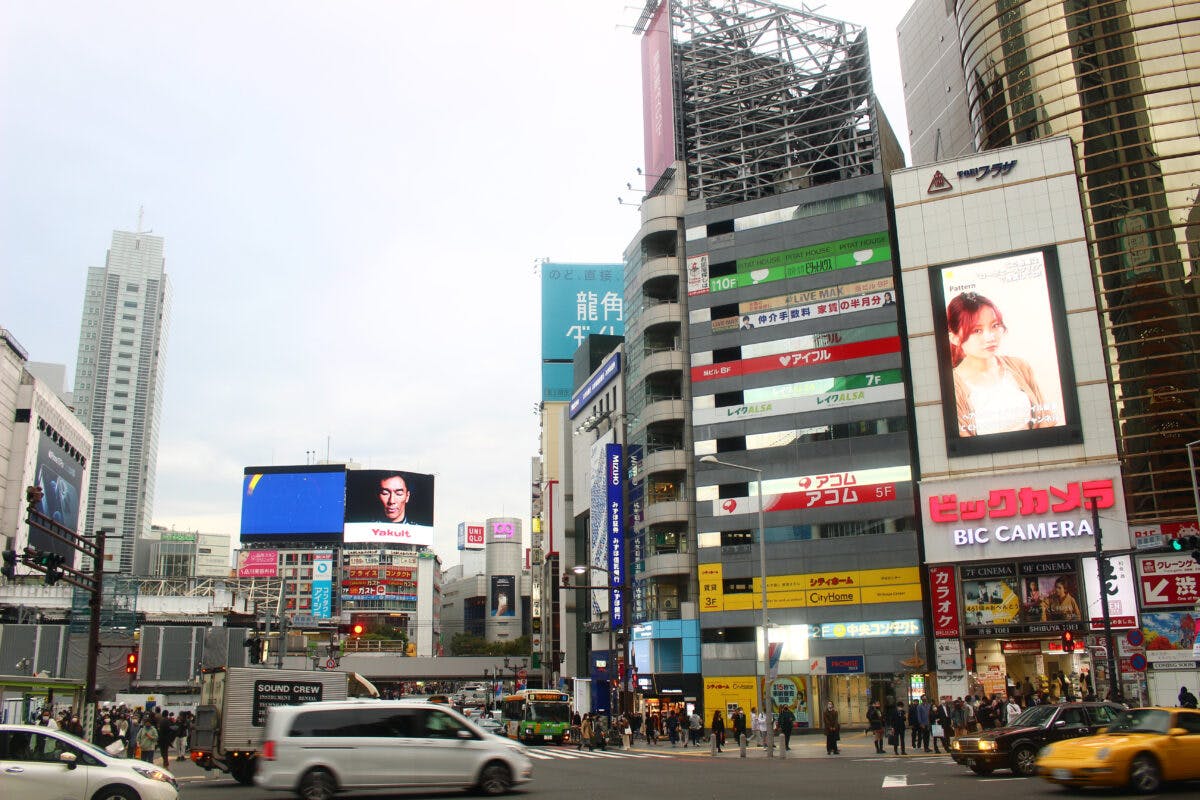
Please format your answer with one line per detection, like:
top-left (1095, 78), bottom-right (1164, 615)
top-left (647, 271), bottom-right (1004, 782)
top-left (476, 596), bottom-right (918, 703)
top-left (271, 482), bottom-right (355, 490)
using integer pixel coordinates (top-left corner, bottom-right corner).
top-left (920, 465), bottom-right (1129, 563)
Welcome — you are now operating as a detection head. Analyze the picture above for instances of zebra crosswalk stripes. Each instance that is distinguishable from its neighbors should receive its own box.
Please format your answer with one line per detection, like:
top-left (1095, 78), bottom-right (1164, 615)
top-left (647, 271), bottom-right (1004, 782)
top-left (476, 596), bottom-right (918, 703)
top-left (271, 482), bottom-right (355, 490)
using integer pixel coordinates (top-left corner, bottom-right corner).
top-left (523, 748), bottom-right (675, 760)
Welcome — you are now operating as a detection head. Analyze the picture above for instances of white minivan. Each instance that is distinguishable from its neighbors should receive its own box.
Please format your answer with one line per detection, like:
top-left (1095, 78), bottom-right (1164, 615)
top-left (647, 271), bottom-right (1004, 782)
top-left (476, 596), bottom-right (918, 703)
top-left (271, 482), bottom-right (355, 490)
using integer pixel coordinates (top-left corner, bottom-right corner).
top-left (255, 699), bottom-right (532, 798)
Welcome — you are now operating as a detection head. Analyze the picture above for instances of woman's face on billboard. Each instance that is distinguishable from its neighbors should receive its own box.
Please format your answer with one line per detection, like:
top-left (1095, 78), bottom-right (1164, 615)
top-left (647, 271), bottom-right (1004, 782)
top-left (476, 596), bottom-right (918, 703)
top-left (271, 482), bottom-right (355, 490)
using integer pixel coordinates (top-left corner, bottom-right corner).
top-left (951, 305), bottom-right (1005, 362)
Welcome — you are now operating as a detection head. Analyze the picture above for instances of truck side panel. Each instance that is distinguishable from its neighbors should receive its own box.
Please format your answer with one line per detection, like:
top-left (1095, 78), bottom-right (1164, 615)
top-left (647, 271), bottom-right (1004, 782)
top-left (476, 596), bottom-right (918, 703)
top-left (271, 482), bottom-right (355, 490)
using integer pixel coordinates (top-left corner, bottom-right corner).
top-left (220, 667), bottom-right (349, 751)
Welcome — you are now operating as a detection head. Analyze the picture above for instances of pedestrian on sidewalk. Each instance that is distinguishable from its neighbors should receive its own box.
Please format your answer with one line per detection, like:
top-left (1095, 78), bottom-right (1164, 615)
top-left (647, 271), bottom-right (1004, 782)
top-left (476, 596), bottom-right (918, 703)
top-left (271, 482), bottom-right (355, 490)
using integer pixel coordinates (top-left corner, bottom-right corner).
top-left (688, 709), bottom-right (703, 746)
top-left (887, 701), bottom-right (907, 755)
top-left (730, 706), bottom-right (748, 749)
top-left (867, 700), bottom-right (884, 753)
top-left (711, 710), bottom-right (726, 753)
top-left (752, 707), bottom-right (768, 748)
top-left (777, 705), bottom-right (795, 751)
top-left (136, 714), bottom-right (159, 764)
top-left (822, 701), bottom-right (841, 755)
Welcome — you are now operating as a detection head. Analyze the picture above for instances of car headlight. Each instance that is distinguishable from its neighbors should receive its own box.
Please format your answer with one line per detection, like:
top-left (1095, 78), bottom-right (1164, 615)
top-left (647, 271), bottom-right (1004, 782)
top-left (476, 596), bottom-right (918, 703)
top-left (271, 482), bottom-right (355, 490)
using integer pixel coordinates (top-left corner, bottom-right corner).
top-left (951, 740), bottom-right (961, 751)
top-left (1095, 747), bottom-right (1110, 761)
top-left (977, 741), bottom-right (996, 751)
top-left (132, 766), bottom-right (177, 786)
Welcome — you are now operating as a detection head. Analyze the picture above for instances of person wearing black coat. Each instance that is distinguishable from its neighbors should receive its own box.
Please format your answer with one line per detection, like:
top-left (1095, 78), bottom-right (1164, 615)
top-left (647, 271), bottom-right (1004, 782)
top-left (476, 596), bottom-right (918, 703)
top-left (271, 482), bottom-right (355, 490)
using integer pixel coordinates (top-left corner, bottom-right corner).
top-left (886, 701), bottom-right (907, 755)
top-left (711, 710), bottom-right (726, 753)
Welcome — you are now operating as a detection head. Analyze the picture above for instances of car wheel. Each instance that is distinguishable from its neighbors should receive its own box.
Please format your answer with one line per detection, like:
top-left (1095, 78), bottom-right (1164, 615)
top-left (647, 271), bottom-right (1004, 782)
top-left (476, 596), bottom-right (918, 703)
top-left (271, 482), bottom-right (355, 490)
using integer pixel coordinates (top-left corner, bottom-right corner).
top-left (476, 761), bottom-right (513, 796)
top-left (299, 768), bottom-right (337, 800)
top-left (1012, 745), bottom-right (1038, 777)
top-left (969, 764), bottom-right (994, 775)
top-left (91, 785), bottom-right (138, 800)
top-left (1129, 753), bottom-right (1162, 794)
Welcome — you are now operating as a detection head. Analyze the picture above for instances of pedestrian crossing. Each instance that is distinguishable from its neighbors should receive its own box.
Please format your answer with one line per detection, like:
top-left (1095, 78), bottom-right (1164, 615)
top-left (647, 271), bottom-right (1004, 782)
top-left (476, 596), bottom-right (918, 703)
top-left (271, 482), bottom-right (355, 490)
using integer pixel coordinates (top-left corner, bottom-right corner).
top-left (523, 747), bottom-right (677, 761)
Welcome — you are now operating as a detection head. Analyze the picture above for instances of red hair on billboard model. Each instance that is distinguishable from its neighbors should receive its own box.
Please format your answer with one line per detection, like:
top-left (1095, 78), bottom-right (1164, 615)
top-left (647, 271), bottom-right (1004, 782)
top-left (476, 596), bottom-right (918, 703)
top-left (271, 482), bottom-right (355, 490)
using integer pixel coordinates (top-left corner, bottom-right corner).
top-left (946, 292), bottom-right (1056, 436)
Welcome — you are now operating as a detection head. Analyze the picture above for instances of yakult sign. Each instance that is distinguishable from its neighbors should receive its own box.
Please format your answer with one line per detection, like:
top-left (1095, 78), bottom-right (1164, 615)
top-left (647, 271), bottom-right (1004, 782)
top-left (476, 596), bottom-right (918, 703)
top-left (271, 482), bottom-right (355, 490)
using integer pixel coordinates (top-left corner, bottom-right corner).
top-left (920, 463), bottom-right (1129, 563)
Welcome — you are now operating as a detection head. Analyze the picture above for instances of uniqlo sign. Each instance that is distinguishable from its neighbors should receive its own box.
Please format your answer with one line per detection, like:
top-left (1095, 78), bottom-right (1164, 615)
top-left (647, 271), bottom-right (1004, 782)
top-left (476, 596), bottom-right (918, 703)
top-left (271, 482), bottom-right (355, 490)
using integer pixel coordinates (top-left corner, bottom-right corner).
top-left (1137, 553), bottom-right (1200, 607)
top-left (929, 566), bottom-right (960, 638)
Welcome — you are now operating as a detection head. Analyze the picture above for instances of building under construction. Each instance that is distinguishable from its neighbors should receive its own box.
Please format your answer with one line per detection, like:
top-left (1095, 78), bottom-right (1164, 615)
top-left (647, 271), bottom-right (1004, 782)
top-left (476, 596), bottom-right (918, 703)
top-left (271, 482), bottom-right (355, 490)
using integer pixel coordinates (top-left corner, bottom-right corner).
top-left (634, 0), bottom-right (903, 207)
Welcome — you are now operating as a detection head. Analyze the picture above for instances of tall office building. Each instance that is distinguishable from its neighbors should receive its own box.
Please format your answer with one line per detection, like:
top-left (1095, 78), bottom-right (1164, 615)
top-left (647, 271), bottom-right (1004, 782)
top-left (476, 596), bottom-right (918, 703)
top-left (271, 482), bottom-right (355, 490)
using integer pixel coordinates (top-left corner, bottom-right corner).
top-left (73, 230), bottom-right (171, 573)
top-left (897, 0), bottom-right (1200, 527)
top-left (620, 0), bottom-right (915, 725)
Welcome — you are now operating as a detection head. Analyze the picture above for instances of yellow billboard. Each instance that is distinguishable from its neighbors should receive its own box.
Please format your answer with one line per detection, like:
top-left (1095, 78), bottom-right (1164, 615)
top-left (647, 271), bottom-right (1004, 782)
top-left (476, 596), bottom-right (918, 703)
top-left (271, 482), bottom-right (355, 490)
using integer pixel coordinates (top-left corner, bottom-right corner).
top-left (697, 564), bottom-right (922, 613)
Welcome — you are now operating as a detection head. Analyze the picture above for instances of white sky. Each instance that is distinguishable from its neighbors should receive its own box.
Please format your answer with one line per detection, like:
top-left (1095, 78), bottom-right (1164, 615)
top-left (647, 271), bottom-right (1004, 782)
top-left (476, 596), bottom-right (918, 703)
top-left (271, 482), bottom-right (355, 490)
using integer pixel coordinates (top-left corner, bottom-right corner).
top-left (0, 1), bottom-right (916, 566)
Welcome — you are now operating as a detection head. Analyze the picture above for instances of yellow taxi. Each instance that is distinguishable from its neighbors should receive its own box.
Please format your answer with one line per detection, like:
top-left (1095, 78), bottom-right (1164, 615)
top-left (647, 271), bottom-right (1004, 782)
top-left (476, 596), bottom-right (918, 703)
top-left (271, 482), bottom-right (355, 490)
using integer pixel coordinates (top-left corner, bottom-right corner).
top-left (1036, 707), bottom-right (1200, 793)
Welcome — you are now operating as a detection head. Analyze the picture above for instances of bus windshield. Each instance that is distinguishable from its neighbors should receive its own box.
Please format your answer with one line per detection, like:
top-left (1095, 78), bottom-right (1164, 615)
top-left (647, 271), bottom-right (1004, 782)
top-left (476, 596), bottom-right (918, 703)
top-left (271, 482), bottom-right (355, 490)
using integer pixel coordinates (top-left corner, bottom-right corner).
top-left (529, 701), bottom-right (571, 723)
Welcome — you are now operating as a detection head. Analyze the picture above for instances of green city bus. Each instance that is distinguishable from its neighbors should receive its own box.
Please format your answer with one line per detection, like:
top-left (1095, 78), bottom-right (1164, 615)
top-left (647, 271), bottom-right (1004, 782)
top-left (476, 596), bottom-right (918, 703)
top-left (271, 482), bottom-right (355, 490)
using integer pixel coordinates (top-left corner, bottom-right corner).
top-left (499, 689), bottom-right (572, 744)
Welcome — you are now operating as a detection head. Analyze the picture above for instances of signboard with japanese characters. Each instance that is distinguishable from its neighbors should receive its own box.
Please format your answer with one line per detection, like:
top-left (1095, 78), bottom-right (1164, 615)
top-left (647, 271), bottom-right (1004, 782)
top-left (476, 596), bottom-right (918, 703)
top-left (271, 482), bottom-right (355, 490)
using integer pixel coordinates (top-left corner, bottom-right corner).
top-left (1137, 553), bottom-right (1200, 608)
top-left (1081, 554), bottom-right (1138, 629)
top-left (920, 462), bottom-right (1129, 563)
top-left (929, 565), bottom-right (960, 638)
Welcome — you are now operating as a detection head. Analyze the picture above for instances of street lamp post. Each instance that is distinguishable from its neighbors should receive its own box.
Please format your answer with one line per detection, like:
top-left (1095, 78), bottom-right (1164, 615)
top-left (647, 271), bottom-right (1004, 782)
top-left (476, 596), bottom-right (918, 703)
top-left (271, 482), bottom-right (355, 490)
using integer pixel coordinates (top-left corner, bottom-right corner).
top-left (569, 564), bottom-right (629, 721)
top-left (700, 455), bottom-right (774, 759)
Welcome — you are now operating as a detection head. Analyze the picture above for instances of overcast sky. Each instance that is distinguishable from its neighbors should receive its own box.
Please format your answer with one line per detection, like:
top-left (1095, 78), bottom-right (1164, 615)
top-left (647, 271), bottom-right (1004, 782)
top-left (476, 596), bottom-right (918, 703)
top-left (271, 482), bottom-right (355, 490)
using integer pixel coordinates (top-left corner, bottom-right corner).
top-left (0, 1), bottom-right (916, 566)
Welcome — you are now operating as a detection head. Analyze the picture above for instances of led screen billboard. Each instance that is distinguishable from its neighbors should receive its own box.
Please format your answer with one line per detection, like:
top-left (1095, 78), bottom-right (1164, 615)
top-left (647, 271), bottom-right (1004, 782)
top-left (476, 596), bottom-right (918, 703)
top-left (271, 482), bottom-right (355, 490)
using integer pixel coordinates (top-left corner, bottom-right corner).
top-left (929, 248), bottom-right (1080, 455)
top-left (343, 469), bottom-right (435, 545)
top-left (32, 429), bottom-right (85, 558)
top-left (540, 263), bottom-right (624, 402)
top-left (240, 466), bottom-right (347, 538)
top-left (491, 575), bottom-right (516, 617)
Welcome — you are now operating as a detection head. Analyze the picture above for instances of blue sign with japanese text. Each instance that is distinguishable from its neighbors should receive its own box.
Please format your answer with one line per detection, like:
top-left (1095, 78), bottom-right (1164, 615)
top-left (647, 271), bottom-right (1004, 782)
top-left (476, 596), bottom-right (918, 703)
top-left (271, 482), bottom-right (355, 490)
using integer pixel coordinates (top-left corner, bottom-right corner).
top-left (541, 263), bottom-right (624, 402)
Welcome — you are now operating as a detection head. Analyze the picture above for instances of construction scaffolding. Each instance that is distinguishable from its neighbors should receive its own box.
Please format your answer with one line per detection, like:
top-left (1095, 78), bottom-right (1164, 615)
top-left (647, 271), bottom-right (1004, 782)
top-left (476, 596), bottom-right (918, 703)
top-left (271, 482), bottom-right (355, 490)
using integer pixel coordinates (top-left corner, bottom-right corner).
top-left (638, 0), bottom-right (882, 207)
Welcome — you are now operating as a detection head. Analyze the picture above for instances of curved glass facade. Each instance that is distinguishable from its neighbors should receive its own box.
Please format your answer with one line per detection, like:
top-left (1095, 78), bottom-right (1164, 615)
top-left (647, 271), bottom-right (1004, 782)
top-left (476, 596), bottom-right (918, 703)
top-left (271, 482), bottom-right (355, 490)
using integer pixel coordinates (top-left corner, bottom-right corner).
top-left (957, 0), bottom-right (1200, 522)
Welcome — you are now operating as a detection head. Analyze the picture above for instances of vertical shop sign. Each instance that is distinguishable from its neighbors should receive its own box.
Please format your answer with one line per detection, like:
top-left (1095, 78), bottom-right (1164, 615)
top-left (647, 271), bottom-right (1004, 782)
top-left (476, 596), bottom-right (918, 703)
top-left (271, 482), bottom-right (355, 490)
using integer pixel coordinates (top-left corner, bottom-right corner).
top-left (929, 566), bottom-right (960, 638)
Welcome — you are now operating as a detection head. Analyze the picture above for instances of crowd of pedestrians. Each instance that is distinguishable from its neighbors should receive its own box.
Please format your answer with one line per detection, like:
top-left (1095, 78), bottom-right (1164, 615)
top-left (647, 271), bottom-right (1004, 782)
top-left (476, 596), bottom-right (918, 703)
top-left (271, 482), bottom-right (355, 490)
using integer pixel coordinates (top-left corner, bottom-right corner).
top-left (29, 704), bottom-right (191, 766)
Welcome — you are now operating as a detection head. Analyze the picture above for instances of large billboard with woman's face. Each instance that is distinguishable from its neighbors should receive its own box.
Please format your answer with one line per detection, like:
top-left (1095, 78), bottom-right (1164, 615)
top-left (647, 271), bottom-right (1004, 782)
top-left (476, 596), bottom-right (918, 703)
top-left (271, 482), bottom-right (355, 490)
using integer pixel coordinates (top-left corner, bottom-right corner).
top-left (929, 248), bottom-right (1081, 455)
top-left (32, 429), bottom-right (86, 558)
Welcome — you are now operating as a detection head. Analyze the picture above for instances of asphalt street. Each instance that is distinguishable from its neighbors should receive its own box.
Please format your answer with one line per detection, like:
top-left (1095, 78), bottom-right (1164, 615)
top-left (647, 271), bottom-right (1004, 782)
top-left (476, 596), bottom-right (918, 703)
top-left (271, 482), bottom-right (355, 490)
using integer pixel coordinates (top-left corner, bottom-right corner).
top-left (169, 733), bottom-right (1194, 799)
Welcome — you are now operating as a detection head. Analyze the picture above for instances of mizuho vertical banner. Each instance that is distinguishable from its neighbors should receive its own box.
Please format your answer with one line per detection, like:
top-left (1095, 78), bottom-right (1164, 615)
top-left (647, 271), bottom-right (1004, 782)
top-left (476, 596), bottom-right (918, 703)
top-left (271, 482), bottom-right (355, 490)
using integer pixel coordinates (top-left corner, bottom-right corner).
top-left (607, 443), bottom-right (625, 628)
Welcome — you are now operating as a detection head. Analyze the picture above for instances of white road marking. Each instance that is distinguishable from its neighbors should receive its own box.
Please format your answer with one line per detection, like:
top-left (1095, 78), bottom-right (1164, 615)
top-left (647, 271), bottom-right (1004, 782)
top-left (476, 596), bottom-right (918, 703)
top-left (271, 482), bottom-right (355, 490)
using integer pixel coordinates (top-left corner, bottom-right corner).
top-left (882, 775), bottom-right (934, 788)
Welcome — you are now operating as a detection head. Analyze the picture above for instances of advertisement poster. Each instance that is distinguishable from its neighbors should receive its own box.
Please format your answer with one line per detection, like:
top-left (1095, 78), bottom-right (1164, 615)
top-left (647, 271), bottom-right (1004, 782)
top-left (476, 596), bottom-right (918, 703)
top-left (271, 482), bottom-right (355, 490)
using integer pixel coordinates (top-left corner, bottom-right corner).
top-left (1018, 560), bottom-right (1082, 623)
top-left (962, 565), bottom-right (1020, 630)
top-left (237, 549), bottom-right (279, 578)
top-left (767, 676), bottom-right (810, 726)
top-left (491, 575), bottom-right (515, 617)
top-left (32, 431), bottom-right (85, 558)
top-left (540, 263), bottom-right (624, 402)
top-left (1081, 554), bottom-right (1138, 629)
top-left (929, 248), bottom-right (1078, 455)
top-left (343, 469), bottom-right (435, 545)
top-left (1141, 611), bottom-right (1198, 661)
top-left (311, 551), bottom-right (333, 618)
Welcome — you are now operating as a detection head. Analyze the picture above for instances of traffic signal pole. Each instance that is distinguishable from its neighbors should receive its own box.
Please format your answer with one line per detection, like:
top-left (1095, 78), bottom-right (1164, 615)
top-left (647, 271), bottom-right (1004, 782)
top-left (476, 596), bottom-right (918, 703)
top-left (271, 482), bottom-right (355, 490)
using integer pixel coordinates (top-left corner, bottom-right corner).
top-left (22, 486), bottom-right (107, 741)
top-left (1090, 501), bottom-right (1119, 701)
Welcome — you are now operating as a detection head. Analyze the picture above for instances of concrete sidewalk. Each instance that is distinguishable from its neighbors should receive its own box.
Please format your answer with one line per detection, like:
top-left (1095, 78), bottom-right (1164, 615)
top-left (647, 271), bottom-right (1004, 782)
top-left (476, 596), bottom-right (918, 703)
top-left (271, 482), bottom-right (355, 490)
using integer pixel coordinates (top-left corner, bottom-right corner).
top-left (624, 731), bottom-right (955, 759)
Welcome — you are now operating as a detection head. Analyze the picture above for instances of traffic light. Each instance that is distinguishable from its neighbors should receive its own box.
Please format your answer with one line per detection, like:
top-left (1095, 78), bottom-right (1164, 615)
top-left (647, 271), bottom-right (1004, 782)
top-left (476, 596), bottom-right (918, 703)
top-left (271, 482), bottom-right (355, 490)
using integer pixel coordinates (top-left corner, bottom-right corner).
top-left (35, 552), bottom-right (65, 586)
top-left (1061, 631), bottom-right (1077, 653)
top-left (1169, 535), bottom-right (1200, 562)
top-left (1, 550), bottom-right (17, 580)
top-left (125, 648), bottom-right (139, 674)
top-left (1100, 558), bottom-right (1119, 596)
top-left (244, 635), bottom-right (266, 664)
top-left (351, 623), bottom-right (364, 637)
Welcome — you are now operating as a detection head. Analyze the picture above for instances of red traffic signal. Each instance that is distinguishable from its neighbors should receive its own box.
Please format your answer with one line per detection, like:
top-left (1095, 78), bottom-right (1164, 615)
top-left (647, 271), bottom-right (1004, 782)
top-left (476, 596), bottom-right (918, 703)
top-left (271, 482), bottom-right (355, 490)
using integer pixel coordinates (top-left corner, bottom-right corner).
top-left (1061, 631), bottom-right (1076, 653)
top-left (351, 623), bottom-right (364, 637)
top-left (125, 649), bottom-right (139, 674)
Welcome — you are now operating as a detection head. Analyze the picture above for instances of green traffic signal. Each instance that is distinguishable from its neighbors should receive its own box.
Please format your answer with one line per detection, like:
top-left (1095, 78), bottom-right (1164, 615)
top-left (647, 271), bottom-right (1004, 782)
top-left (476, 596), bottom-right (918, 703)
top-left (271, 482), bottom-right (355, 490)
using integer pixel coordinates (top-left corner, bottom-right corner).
top-left (1170, 538), bottom-right (1184, 551)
